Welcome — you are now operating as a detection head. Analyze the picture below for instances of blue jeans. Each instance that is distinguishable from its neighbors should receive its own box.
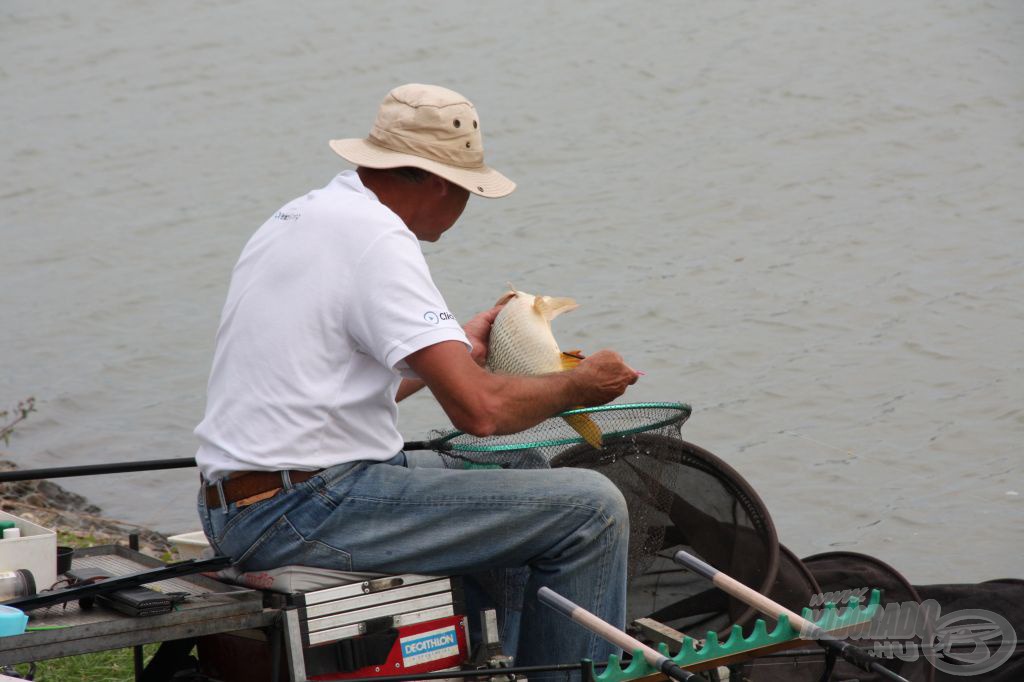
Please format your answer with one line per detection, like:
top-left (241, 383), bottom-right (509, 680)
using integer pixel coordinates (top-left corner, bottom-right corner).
top-left (197, 456), bottom-right (629, 679)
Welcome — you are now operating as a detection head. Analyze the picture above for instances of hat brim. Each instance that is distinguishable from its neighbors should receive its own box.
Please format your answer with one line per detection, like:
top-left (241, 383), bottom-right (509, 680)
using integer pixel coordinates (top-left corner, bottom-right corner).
top-left (329, 138), bottom-right (515, 198)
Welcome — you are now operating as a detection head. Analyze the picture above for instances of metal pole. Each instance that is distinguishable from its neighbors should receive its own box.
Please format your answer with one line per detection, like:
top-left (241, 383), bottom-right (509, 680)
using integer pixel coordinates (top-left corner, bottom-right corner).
top-left (129, 533), bottom-right (145, 682)
top-left (0, 457), bottom-right (199, 482)
top-left (0, 440), bottom-right (447, 483)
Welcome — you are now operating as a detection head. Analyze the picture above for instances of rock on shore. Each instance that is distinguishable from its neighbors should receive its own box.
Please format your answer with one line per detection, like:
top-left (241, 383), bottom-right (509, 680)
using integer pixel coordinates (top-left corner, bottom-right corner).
top-left (0, 459), bottom-right (173, 557)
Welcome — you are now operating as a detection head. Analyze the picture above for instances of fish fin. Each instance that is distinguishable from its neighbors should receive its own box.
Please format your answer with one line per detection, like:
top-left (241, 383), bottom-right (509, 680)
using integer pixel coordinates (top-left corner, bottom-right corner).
top-left (560, 350), bottom-right (585, 371)
top-left (533, 295), bottom-right (578, 321)
top-left (563, 413), bottom-right (603, 449)
top-left (494, 290), bottom-right (518, 306)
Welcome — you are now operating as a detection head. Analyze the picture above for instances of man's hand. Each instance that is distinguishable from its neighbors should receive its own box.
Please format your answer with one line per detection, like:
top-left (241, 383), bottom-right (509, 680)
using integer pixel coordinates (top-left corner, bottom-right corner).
top-left (571, 350), bottom-right (641, 406)
top-left (462, 304), bottom-right (504, 367)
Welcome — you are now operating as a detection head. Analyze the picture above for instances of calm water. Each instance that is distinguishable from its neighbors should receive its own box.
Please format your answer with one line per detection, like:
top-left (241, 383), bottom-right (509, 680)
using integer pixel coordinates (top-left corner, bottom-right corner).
top-left (2, 0), bottom-right (1022, 584)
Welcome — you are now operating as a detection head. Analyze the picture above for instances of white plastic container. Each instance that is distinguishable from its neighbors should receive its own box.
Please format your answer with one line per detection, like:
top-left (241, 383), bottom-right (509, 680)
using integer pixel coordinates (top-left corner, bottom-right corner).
top-left (0, 511), bottom-right (57, 591)
top-left (167, 530), bottom-right (211, 560)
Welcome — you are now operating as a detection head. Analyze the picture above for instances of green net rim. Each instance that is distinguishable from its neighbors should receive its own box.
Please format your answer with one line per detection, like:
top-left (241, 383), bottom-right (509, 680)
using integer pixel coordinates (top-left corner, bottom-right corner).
top-left (431, 402), bottom-right (692, 452)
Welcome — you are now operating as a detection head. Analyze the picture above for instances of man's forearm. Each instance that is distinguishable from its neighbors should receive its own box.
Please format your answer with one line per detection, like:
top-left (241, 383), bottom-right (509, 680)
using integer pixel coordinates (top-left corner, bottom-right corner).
top-left (478, 371), bottom-right (586, 435)
top-left (405, 341), bottom-right (636, 439)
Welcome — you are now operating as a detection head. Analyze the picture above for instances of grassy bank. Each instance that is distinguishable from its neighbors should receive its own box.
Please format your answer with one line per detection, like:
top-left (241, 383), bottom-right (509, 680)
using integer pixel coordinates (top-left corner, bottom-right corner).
top-left (13, 646), bottom-right (159, 682)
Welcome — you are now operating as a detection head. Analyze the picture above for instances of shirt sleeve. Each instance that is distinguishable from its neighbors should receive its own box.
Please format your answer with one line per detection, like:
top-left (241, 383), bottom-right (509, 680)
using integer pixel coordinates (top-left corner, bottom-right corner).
top-left (348, 227), bottom-right (470, 378)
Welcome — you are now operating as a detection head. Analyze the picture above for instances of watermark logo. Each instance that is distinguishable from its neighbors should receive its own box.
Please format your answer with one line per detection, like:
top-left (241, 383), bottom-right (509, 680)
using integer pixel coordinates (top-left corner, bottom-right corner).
top-left (805, 590), bottom-right (1016, 677)
top-left (928, 609), bottom-right (1016, 676)
top-left (809, 588), bottom-right (869, 608)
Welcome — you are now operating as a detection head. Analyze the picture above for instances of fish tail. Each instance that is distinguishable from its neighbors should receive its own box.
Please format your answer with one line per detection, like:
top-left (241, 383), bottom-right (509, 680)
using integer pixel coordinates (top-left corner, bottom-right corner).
top-left (563, 413), bottom-right (603, 449)
top-left (533, 295), bottom-right (578, 321)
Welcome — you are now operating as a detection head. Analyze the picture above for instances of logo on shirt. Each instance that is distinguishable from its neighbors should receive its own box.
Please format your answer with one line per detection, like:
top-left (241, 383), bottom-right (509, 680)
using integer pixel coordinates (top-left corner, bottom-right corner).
top-left (423, 311), bottom-right (456, 324)
top-left (273, 209), bottom-right (301, 221)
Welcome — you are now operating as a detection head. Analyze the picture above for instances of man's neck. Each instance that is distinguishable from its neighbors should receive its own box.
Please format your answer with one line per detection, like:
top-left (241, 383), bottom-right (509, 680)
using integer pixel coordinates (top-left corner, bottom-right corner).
top-left (358, 168), bottom-right (416, 222)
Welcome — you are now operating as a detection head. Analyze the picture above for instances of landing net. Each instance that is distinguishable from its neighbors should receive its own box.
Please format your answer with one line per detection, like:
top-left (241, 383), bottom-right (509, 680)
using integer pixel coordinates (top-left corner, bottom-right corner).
top-left (425, 402), bottom-right (780, 639)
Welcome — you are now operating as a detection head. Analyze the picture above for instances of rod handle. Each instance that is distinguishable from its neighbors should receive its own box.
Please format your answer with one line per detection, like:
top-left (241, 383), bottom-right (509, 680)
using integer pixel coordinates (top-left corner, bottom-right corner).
top-left (537, 586), bottom-right (576, 618)
top-left (537, 588), bottom-right (694, 681)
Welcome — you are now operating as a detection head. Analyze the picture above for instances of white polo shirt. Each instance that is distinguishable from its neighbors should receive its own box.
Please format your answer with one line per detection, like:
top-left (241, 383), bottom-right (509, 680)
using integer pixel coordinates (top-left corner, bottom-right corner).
top-left (195, 171), bottom-right (469, 481)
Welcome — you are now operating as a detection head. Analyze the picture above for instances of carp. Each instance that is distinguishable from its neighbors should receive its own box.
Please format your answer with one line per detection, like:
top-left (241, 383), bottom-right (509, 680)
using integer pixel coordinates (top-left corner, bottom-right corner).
top-left (486, 288), bottom-right (603, 449)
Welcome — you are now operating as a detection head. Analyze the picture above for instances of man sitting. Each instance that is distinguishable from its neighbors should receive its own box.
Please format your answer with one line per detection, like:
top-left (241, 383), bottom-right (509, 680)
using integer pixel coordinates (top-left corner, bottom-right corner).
top-left (195, 83), bottom-right (639, 677)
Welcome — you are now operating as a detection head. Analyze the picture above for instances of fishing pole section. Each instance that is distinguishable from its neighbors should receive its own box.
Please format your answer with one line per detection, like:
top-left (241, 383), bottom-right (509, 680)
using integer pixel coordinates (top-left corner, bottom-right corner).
top-left (0, 440), bottom-right (441, 483)
top-left (538, 586), bottom-right (696, 681)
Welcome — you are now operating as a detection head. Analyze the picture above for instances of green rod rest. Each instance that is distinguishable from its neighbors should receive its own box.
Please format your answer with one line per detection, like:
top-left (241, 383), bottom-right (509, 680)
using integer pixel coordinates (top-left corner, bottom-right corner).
top-left (596, 589), bottom-right (883, 682)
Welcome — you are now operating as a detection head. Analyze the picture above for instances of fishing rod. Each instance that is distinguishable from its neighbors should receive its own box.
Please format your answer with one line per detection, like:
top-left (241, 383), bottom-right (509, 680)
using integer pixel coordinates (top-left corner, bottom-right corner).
top-left (538, 586), bottom-right (696, 681)
top-left (3, 555), bottom-right (232, 612)
top-left (1, 404), bottom-right (689, 483)
top-left (0, 440), bottom-right (442, 483)
top-left (673, 550), bottom-right (910, 682)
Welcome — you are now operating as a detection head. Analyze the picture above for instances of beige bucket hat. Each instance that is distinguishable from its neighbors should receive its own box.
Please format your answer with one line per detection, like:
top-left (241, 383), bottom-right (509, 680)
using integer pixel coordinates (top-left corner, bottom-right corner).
top-left (329, 84), bottom-right (515, 198)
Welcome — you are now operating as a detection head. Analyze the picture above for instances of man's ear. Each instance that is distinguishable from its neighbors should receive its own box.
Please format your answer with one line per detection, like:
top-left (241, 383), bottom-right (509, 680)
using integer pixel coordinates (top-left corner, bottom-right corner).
top-left (428, 173), bottom-right (451, 196)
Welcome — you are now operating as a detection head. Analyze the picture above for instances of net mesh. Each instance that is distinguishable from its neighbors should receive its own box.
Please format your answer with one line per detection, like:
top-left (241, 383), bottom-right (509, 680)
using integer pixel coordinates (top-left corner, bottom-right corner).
top-left (561, 435), bottom-right (779, 638)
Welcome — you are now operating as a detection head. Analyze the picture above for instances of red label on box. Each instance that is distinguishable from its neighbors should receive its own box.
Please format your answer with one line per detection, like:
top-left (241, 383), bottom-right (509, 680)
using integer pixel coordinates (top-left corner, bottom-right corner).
top-left (310, 615), bottom-right (469, 680)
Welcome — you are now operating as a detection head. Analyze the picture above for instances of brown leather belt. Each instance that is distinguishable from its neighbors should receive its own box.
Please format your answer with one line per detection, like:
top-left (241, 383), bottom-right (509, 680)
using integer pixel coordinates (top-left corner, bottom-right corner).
top-left (203, 469), bottom-right (321, 509)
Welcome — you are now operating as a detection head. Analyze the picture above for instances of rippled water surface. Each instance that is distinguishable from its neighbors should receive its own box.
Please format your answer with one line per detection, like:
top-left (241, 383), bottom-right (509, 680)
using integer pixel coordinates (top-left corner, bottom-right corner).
top-left (2, 0), bottom-right (1022, 584)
